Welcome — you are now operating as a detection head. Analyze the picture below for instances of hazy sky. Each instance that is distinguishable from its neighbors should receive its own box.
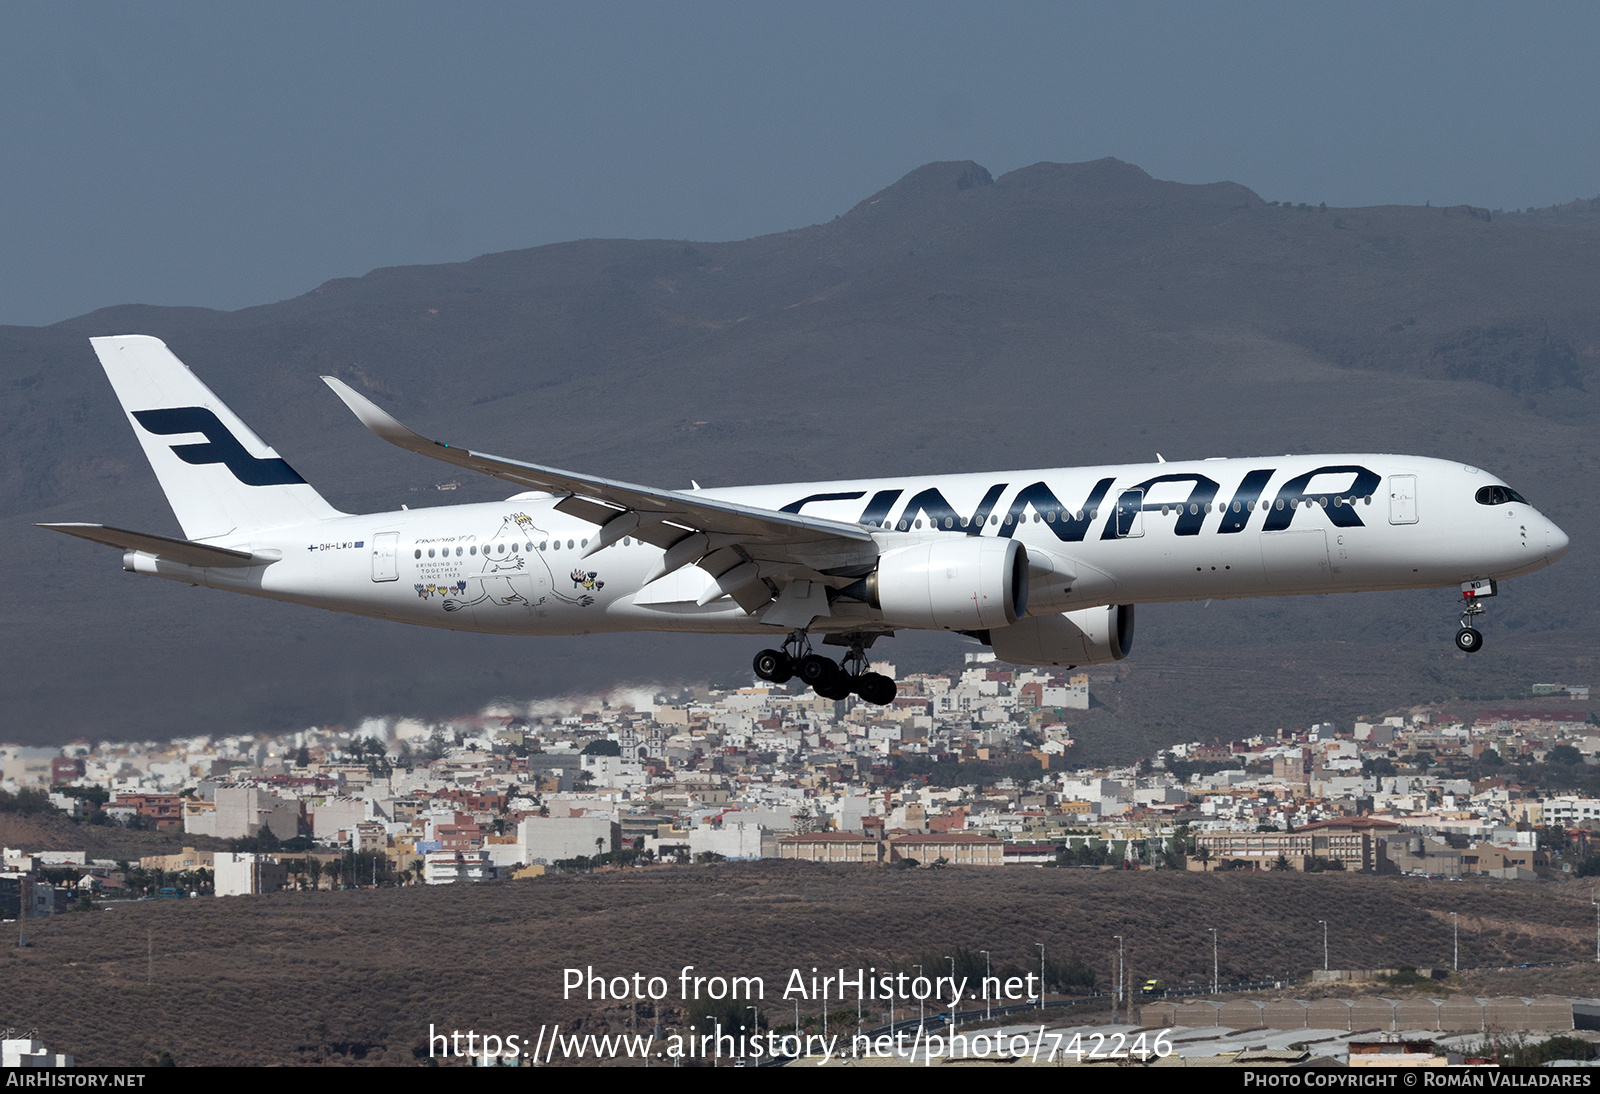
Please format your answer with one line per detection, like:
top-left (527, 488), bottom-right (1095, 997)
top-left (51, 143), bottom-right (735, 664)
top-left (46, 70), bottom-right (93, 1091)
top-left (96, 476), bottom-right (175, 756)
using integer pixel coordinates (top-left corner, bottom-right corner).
top-left (3, 2), bottom-right (1597, 327)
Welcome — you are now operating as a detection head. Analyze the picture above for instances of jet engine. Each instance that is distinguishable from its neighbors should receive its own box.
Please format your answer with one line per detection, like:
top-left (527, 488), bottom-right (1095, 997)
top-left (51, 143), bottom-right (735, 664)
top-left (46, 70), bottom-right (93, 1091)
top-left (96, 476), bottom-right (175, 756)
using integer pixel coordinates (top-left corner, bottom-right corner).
top-left (845, 537), bottom-right (1028, 630)
top-left (982, 604), bottom-right (1135, 666)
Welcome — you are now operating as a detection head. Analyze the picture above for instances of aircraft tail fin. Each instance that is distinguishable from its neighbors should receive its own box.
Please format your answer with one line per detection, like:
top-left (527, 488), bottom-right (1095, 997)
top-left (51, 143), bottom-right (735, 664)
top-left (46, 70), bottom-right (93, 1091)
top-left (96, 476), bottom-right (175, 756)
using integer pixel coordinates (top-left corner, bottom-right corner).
top-left (91, 335), bottom-right (343, 540)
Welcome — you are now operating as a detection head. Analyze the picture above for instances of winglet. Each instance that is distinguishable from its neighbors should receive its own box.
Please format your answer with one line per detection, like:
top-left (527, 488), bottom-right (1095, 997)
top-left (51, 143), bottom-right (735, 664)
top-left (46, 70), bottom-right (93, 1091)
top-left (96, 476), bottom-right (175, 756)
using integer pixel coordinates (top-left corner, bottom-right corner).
top-left (321, 376), bottom-right (446, 457)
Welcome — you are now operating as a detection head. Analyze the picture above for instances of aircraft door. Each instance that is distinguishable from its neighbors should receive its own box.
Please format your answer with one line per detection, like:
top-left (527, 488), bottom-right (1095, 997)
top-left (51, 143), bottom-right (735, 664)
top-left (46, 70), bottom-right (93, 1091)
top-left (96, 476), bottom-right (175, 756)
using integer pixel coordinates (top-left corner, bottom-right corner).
top-left (371, 532), bottom-right (399, 582)
top-left (1388, 475), bottom-right (1418, 524)
top-left (1113, 489), bottom-right (1144, 538)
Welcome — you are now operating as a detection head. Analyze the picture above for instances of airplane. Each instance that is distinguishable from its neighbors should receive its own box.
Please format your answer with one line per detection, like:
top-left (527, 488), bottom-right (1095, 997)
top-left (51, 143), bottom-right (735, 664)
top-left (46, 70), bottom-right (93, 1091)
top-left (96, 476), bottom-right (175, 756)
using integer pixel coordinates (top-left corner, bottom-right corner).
top-left (40, 335), bottom-right (1570, 707)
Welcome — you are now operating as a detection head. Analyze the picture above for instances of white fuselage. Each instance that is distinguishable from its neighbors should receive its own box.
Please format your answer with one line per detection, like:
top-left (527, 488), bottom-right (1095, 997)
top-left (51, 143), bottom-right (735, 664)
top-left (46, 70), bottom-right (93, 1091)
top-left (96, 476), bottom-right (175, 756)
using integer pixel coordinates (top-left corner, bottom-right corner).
top-left (122, 453), bottom-right (1568, 640)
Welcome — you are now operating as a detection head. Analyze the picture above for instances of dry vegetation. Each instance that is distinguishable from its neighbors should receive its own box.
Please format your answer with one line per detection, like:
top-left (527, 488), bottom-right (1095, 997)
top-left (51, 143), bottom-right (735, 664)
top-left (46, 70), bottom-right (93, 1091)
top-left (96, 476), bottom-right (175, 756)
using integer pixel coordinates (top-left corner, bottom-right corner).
top-left (0, 810), bottom-right (209, 863)
top-left (6, 863), bottom-right (1600, 1065)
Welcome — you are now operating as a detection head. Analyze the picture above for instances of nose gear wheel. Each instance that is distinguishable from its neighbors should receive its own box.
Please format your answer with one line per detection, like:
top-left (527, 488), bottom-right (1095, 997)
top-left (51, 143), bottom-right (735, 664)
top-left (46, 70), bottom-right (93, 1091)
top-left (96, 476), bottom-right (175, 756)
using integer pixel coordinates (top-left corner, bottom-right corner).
top-left (1456, 597), bottom-right (1486, 653)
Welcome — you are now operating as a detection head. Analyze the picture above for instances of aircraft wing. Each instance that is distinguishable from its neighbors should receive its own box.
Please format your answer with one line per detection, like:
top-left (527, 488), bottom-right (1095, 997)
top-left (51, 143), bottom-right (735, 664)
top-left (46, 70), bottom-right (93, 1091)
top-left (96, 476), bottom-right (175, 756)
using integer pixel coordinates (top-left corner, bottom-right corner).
top-left (322, 377), bottom-right (878, 617)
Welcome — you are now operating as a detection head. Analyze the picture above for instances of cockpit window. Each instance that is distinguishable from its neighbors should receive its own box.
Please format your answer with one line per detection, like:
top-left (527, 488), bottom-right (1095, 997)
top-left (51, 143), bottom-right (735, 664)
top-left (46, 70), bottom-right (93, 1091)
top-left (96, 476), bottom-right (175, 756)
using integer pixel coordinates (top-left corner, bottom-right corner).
top-left (1475, 485), bottom-right (1527, 506)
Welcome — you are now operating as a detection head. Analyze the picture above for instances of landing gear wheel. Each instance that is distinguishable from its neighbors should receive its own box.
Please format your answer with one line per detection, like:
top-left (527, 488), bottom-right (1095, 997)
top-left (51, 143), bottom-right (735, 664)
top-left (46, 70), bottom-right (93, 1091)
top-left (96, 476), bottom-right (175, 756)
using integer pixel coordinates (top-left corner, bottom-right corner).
top-left (798, 654), bottom-right (842, 692)
top-left (854, 672), bottom-right (898, 706)
top-left (752, 648), bottom-right (793, 683)
top-left (815, 675), bottom-right (854, 701)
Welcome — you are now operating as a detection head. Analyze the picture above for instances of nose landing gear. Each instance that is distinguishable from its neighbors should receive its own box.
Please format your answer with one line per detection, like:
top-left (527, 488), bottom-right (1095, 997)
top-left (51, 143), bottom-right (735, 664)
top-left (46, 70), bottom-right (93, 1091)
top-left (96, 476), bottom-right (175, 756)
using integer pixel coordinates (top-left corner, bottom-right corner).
top-left (1455, 579), bottom-right (1495, 653)
top-left (751, 631), bottom-right (898, 705)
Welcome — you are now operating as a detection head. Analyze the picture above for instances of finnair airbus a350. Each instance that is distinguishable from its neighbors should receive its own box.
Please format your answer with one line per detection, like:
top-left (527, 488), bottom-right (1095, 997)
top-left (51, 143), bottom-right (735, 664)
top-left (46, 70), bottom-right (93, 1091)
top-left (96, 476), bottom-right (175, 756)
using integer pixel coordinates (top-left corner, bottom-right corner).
top-left (43, 336), bottom-right (1570, 706)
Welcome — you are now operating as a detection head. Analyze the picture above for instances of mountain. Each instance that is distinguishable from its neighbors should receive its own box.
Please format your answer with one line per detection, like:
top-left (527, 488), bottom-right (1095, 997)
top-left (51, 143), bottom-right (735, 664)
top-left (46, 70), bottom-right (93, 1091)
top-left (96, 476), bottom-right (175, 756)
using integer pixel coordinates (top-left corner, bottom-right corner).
top-left (5, 158), bottom-right (1596, 749)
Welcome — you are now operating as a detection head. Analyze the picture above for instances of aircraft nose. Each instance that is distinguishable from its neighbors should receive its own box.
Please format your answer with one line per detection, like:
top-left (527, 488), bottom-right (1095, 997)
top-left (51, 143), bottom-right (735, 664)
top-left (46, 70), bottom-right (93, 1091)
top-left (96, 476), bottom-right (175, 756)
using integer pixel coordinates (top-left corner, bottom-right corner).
top-left (1546, 518), bottom-right (1570, 564)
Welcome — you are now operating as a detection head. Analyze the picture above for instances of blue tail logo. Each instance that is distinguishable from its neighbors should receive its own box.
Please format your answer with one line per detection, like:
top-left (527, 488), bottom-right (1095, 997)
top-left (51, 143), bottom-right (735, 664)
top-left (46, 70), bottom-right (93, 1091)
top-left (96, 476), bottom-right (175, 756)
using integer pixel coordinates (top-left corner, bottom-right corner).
top-left (131, 407), bottom-right (306, 487)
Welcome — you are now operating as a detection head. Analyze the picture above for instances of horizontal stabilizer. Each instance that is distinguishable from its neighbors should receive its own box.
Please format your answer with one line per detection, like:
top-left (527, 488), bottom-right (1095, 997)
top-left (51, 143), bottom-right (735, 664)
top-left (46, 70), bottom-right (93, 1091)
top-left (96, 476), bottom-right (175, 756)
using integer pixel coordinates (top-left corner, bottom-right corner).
top-left (36, 523), bottom-right (277, 568)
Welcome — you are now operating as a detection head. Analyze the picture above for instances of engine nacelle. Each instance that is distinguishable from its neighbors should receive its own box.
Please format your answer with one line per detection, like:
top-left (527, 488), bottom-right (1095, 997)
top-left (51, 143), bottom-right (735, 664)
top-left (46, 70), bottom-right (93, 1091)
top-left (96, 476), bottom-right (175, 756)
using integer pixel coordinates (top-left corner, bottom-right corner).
top-left (860, 537), bottom-right (1029, 630)
top-left (984, 604), bottom-right (1135, 666)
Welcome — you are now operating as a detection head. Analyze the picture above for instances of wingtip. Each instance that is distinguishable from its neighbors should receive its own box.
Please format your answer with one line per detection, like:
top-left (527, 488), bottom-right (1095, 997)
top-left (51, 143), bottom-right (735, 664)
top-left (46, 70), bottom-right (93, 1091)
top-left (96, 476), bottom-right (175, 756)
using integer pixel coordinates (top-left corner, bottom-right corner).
top-left (320, 373), bottom-right (433, 450)
top-left (321, 375), bottom-right (360, 400)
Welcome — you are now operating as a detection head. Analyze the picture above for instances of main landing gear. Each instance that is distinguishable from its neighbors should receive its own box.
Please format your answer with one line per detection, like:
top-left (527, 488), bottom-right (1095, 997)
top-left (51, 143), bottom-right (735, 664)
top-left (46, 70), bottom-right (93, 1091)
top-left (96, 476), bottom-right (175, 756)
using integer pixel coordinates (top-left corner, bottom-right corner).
top-left (752, 631), bottom-right (898, 706)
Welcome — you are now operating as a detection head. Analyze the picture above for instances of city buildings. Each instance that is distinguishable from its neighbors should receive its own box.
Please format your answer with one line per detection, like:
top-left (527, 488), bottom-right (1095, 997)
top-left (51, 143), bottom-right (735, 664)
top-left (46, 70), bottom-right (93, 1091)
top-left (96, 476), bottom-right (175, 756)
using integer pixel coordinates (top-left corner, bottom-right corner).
top-left (3, 666), bottom-right (1595, 894)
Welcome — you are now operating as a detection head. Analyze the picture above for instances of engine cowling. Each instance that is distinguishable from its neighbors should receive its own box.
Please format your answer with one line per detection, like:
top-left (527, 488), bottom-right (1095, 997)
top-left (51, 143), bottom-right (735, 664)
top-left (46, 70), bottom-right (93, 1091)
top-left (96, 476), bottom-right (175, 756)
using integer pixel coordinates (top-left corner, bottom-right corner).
top-left (861, 537), bottom-right (1029, 630)
top-left (985, 604), bottom-right (1135, 666)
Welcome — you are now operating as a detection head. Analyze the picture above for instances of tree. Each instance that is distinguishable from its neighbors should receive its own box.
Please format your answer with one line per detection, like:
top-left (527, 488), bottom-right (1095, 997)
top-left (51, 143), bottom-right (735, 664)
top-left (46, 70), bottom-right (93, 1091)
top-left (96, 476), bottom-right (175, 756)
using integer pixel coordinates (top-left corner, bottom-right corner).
top-left (0, 788), bottom-right (53, 816)
top-left (1548, 744), bottom-right (1583, 766)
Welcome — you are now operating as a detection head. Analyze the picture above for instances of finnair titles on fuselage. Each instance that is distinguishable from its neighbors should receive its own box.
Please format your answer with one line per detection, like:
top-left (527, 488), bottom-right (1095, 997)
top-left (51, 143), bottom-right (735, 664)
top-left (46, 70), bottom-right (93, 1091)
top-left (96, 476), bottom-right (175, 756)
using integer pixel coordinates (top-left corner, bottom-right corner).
top-left (42, 336), bottom-right (1569, 707)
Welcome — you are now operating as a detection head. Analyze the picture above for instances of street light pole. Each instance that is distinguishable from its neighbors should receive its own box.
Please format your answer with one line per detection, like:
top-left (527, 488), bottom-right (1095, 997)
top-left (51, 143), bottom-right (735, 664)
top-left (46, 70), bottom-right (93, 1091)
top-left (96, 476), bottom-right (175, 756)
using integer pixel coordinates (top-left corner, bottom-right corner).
top-left (972, 946), bottom-right (985, 1023)
top-left (1318, 919), bottom-right (1328, 971)
top-left (1209, 928), bottom-right (1219, 994)
top-left (946, 955), bottom-right (957, 1030)
top-left (915, 964), bottom-right (925, 1031)
top-left (1036, 944), bottom-right (1046, 1012)
top-left (1580, 889), bottom-right (1593, 966)
top-left (1454, 911), bottom-right (1461, 972)
top-left (1113, 935), bottom-right (1124, 1024)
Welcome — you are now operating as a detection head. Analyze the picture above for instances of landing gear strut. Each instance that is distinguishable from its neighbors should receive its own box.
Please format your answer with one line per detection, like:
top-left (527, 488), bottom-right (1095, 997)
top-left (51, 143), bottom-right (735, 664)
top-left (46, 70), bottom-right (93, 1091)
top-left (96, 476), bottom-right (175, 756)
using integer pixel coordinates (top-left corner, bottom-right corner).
top-left (752, 631), bottom-right (898, 705)
top-left (1455, 602), bottom-right (1484, 653)
top-left (1455, 580), bottom-right (1493, 653)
